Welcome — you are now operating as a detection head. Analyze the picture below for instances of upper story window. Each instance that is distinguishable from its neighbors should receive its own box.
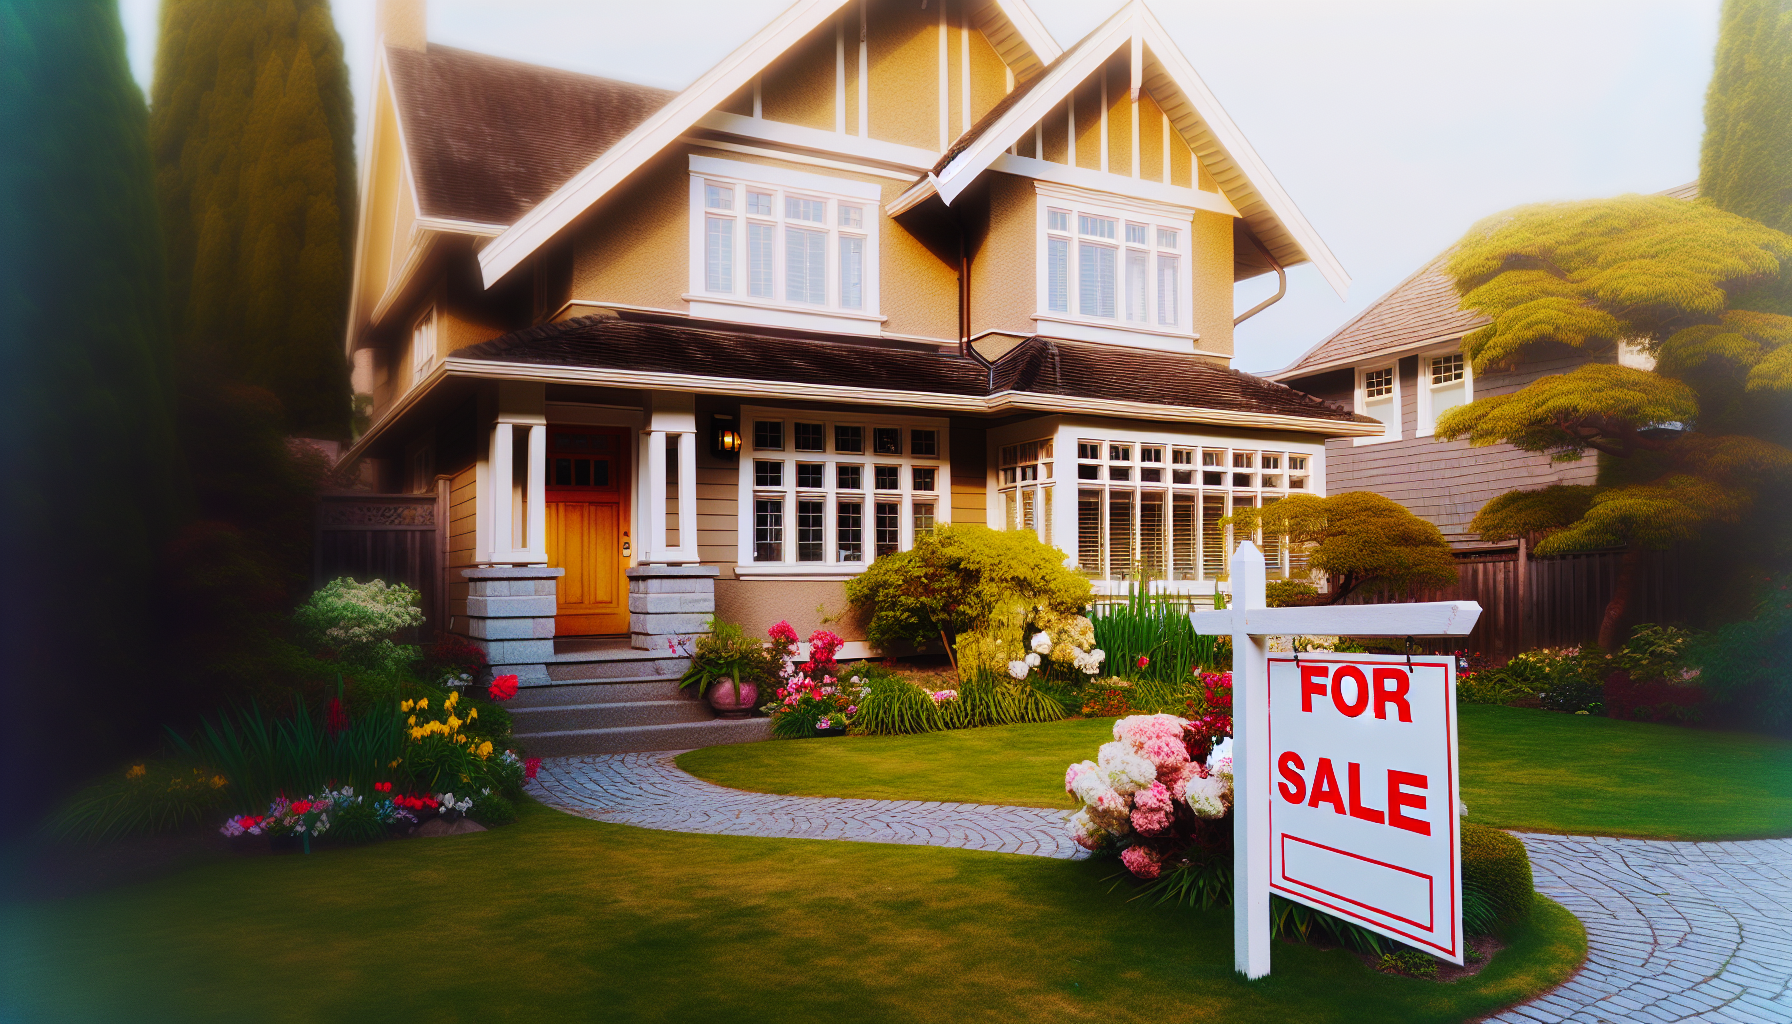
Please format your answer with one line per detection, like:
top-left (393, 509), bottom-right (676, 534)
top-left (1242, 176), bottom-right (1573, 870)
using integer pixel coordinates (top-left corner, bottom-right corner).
top-left (1419, 350), bottom-right (1473, 436)
top-left (411, 306), bottom-right (437, 385)
top-left (688, 156), bottom-right (881, 326)
top-left (1037, 185), bottom-right (1191, 340)
top-left (1357, 364), bottom-right (1401, 444)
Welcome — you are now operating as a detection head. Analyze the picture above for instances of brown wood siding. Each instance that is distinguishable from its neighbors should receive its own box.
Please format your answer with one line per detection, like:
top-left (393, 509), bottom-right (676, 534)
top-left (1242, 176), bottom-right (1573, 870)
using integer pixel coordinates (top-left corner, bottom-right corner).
top-left (695, 458), bottom-right (740, 578)
top-left (447, 464), bottom-right (477, 623)
top-left (949, 421), bottom-right (987, 526)
top-left (1290, 347), bottom-right (1603, 546)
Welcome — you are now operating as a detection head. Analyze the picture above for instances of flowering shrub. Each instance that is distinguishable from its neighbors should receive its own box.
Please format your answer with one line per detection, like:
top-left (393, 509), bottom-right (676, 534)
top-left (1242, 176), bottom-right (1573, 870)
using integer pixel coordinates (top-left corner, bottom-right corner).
top-left (1080, 685), bottom-right (1133, 717)
top-left (1064, 713), bottom-right (1235, 878)
top-left (293, 577), bottom-right (425, 668)
top-left (761, 622), bottom-right (861, 738)
top-left (401, 689), bottom-right (501, 789)
top-left (220, 785), bottom-right (416, 842)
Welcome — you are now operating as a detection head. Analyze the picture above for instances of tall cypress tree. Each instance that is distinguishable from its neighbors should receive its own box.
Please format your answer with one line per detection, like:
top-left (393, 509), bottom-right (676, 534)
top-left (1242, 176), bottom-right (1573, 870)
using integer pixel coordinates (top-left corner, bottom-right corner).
top-left (0, 0), bottom-right (186, 825)
top-left (1702, 0), bottom-right (1792, 235)
top-left (152, 0), bottom-right (355, 439)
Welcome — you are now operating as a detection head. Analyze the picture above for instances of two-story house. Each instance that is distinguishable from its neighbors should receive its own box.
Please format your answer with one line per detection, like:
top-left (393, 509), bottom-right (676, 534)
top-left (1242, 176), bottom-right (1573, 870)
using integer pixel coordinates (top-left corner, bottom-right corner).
top-left (339, 0), bottom-right (1380, 712)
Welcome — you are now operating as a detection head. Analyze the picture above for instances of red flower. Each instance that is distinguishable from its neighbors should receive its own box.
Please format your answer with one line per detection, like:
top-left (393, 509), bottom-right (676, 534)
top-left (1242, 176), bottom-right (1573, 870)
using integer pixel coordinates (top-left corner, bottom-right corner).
top-left (1136, 655), bottom-right (1151, 669)
top-left (291, 801), bottom-right (312, 815)
top-left (488, 674), bottom-right (520, 701)
top-left (524, 757), bottom-right (542, 780)
top-left (768, 621), bottom-right (799, 646)
top-left (325, 697), bottom-right (349, 735)
top-left (374, 782), bottom-right (392, 793)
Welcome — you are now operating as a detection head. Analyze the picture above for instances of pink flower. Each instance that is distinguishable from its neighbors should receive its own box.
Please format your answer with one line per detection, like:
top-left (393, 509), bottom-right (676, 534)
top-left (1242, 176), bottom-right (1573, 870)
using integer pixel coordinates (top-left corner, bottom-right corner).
top-left (1120, 844), bottom-right (1164, 879)
top-left (1131, 807), bottom-right (1175, 836)
top-left (1132, 780), bottom-right (1172, 812)
top-left (524, 757), bottom-right (542, 780)
top-left (768, 621), bottom-right (799, 645)
top-left (1137, 655), bottom-right (1150, 669)
top-left (1140, 735), bottom-right (1190, 769)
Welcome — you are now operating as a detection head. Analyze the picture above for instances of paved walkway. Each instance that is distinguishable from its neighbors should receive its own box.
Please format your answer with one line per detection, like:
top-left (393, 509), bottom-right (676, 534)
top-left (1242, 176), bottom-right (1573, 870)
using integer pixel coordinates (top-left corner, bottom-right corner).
top-left (530, 753), bottom-right (1792, 1024)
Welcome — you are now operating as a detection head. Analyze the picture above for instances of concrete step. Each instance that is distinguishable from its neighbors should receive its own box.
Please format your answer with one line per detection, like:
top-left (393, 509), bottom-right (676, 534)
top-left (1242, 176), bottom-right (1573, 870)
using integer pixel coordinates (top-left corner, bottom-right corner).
top-left (545, 654), bottom-right (690, 684)
top-left (508, 679), bottom-right (691, 708)
top-left (511, 698), bottom-right (714, 732)
top-left (519, 717), bottom-right (774, 757)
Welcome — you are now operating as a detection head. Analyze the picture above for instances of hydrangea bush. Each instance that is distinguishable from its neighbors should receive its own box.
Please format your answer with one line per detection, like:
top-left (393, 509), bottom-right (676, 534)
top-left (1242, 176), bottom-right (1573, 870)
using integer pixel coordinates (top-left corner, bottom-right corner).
top-left (293, 577), bottom-right (425, 668)
top-left (1064, 703), bottom-right (1236, 880)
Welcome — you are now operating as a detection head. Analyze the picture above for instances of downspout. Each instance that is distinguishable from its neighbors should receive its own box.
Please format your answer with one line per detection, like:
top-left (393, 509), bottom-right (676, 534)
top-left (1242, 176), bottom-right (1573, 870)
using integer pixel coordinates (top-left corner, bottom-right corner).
top-left (955, 212), bottom-right (997, 389)
top-left (1233, 230), bottom-right (1287, 327)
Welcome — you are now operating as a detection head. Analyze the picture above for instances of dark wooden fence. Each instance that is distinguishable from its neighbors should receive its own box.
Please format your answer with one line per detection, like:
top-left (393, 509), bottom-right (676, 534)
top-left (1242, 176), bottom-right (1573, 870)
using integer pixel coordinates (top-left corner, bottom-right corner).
top-left (1349, 543), bottom-right (1695, 662)
top-left (314, 489), bottom-right (446, 635)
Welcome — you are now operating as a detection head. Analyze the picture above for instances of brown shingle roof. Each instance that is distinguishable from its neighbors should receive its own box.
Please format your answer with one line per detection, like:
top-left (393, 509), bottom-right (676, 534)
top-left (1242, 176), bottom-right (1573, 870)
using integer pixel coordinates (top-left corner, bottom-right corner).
top-left (1270, 257), bottom-right (1486, 381)
top-left (385, 44), bottom-right (674, 225)
top-left (451, 313), bottom-right (1364, 425)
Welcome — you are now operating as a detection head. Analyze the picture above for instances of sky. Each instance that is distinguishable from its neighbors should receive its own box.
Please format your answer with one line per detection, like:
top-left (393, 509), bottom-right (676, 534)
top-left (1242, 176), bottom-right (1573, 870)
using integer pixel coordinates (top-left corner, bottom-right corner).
top-left (117, 0), bottom-right (1722, 374)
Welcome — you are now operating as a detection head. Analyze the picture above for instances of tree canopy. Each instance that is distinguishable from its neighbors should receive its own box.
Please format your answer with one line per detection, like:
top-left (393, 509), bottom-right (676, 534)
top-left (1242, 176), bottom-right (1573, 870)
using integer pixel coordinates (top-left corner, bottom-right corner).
top-left (1227, 493), bottom-right (1458, 605)
top-left (1702, 0), bottom-right (1792, 237)
top-left (151, 0), bottom-right (355, 438)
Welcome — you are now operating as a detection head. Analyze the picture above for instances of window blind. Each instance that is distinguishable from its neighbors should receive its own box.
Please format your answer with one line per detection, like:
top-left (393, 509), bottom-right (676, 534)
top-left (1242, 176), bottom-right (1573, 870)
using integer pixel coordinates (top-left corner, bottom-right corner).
top-left (1047, 237), bottom-right (1068, 312)
top-left (839, 235), bottom-right (863, 310)
top-left (1125, 249), bottom-right (1148, 322)
top-left (705, 216), bottom-right (733, 292)
top-left (1079, 243), bottom-right (1116, 319)
top-left (1157, 254), bottom-right (1179, 326)
top-left (786, 227), bottom-right (826, 304)
top-left (748, 222), bottom-right (774, 298)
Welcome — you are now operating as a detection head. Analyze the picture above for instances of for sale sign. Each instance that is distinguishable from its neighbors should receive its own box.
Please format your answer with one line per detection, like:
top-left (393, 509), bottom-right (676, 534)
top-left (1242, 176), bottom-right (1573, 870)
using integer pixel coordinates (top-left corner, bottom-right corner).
top-left (1266, 652), bottom-right (1461, 962)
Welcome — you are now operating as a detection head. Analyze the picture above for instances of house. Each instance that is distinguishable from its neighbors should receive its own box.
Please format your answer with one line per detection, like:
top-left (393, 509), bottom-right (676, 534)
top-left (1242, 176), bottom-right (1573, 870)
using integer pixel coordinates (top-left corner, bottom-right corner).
top-left (338, 0), bottom-right (1379, 745)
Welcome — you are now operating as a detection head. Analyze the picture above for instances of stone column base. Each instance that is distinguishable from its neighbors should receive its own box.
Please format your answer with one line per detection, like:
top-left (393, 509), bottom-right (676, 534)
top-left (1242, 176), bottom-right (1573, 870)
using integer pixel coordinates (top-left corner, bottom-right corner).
top-left (627, 564), bottom-right (718, 651)
top-left (462, 566), bottom-right (565, 686)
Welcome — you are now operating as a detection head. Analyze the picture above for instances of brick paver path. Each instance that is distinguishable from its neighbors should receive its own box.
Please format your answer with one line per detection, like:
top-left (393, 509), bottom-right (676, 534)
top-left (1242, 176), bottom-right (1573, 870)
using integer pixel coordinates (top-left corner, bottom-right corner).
top-left (533, 754), bottom-right (1792, 1023)
top-left (1486, 834), bottom-right (1792, 1024)
top-left (530, 751), bottom-right (1085, 858)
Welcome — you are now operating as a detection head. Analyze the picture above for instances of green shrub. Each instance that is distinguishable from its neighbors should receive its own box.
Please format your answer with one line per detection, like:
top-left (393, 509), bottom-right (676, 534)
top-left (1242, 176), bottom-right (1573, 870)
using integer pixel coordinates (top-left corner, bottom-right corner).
top-left (329, 796), bottom-right (389, 844)
top-left (1377, 950), bottom-right (1439, 978)
top-left (170, 697), bottom-right (406, 812)
top-left (1461, 822), bottom-right (1534, 927)
top-left (851, 672), bottom-right (944, 736)
top-left (1687, 579), bottom-right (1792, 728)
top-left (679, 618), bottom-right (779, 698)
top-left (293, 577), bottom-right (425, 670)
top-left (48, 760), bottom-right (233, 842)
top-left (1091, 588), bottom-right (1224, 684)
top-left (1458, 670), bottom-right (1536, 706)
top-left (1617, 623), bottom-right (1697, 682)
top-left (1264, 580), bottom-right (1319, 607)
top-left (845, 525), bottom-right (1091, 656)
top-left (468, 791), bottom-right (518, 827)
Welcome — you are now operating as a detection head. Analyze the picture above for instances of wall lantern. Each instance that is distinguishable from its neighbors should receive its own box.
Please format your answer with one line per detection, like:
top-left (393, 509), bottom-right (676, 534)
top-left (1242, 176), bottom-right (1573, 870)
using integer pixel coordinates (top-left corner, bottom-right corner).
top-left (713, 415), bottom-right (743, 456)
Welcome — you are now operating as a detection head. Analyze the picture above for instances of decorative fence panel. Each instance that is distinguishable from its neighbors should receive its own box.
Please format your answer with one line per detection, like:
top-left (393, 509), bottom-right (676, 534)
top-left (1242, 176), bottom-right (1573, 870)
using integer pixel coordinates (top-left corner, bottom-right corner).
top-left (314, 490), bottom-right (446, 636)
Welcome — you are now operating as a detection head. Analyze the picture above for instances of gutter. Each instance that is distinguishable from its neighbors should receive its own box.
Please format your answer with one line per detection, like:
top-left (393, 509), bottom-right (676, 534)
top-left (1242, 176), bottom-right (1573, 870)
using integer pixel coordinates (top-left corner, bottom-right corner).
top-left (1233, 230), bottom-right (1286, 327)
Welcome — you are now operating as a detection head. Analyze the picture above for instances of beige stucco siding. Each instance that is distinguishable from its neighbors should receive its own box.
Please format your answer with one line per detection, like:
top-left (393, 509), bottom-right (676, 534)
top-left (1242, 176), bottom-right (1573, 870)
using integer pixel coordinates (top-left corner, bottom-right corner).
top-left (970, 172), bottom-right (1037, 339)
top-left (1191, 209), bottom-right (1234, 356)
top-left (867, 0), bottom-right (939, 151)
top-left (761, 17), bottom-right (837, 131)
top-left (1040, 98), bottom-right (1068, 163)
top-left (1073, 78), bottom-right (1101, 171)
top-left (1138, 91), bottom-right (1165, 184)
top-left (968, 17), bottom-right (1009, 127)
top-left (1105, 59), bottom-right (1131, 178)
top-left (715, 579), bottom-right (870, 644)
top-left (569, 148), bottom-right (691, 313)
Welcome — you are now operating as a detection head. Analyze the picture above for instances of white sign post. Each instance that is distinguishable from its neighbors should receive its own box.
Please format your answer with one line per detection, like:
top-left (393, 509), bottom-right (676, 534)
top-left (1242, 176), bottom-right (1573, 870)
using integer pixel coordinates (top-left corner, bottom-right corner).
top-left (1190, 541), bottom-right (1481, 979)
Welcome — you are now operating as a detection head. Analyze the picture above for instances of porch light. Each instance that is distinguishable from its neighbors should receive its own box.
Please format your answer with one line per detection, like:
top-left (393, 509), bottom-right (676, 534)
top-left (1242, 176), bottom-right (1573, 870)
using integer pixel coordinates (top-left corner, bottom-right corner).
top-left (713, 416), bottom-right (743, 456)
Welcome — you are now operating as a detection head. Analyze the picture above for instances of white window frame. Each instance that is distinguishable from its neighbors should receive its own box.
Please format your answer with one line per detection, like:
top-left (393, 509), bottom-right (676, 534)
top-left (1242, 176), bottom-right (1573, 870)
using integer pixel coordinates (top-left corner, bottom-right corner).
top-left (1033, 182), bottom-right (1195, 352)
top-left (411, 306), bottom-right (437, 386)
top-left (1416, 348), bottom-right (1473, 437)
top-left (1354, 362), bottom-right (1402, 445)
top-left (685, 156), bottom-right (884, 337)
top-left (735, 406), bottom-right (948, 579)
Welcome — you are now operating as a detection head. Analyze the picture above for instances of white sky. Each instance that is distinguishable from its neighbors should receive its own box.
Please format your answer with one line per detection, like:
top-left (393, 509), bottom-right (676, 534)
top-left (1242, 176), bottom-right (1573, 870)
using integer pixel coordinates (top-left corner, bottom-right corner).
top-left (118, 0), bottom-right (1721, 374)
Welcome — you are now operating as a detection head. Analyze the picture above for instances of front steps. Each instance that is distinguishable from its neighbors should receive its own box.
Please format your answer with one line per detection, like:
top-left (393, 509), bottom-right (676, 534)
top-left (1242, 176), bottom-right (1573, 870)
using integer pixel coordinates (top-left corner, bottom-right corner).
top-left (507, 639), bottom-right (772, 756)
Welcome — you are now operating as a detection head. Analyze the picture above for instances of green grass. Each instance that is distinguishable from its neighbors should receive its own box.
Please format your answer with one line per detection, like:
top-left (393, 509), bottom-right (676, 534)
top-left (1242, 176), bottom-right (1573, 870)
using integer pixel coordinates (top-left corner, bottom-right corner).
top-left (1, 801), bottom-right (1582, 1024)
top-left (679, 707), bottom-right (1792, 840)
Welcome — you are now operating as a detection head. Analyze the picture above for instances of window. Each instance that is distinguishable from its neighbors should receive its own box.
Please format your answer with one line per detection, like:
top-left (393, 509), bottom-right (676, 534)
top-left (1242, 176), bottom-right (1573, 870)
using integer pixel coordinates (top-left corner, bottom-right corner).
top-left (742, 408), bottom-right (945, 570)
top-left (1038, 187), bottom-right (1188, 333)
top-left (411, 307), bottom-right (437, 384)
top-left (1141, 446), bottom-right (1164, 463)
top-left (1110, 444), bottom-right (1132, 462)
top-left (1359, 364), bottom-right (1400, 443)
top-left (1420, 351), bottom-right (1472, 436)
top-left (690, 158), bottom-right (879, 323)
top-left (999, 438), bottom-right (1055, 544)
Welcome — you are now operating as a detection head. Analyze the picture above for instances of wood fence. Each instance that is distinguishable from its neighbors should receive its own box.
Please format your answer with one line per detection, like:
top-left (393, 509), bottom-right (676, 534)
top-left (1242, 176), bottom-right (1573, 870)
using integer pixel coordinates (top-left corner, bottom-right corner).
top-left (314, 487), bottom-right (447, 636)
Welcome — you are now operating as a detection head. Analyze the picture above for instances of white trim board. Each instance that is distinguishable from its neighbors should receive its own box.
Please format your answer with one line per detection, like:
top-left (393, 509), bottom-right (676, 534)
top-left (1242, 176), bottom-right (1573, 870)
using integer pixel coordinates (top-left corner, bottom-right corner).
top-left (690, 154), bottom-right (883, 200)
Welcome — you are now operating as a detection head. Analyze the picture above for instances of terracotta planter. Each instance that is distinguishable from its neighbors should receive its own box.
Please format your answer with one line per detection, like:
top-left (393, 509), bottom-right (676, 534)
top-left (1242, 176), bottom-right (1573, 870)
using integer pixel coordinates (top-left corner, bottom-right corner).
top-left (706, 676), bottom-right (759, 719)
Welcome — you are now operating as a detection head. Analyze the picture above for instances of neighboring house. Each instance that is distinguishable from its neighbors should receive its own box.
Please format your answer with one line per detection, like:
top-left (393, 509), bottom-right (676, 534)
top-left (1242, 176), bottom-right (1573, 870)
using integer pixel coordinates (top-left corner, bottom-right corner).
top-left (340, 0), bottom-right (1378, 690)
top-left (1267, 181), bottom-right (1696, 549)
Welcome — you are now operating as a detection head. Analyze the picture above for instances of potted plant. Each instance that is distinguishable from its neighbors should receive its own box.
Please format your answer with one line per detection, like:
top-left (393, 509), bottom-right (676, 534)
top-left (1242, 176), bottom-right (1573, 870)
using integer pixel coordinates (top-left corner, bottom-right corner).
top-left (678, 620), bottom-right (771, 718)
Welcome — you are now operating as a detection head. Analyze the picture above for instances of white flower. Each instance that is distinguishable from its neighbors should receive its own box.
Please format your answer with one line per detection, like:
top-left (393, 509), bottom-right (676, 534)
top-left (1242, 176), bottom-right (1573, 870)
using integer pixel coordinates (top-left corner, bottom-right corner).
top-left (1024, 652), bottom-right (1041, 668)
top-left (1071, 769), bottom-right (1111, 806)
top-left (1091, 648), bottom-right (1106, 664)
top-left (1186, 774), bottom-right (1228, 818)
top-left (1008, 660), bottom-right (1030, 680)
top-left (1030, 632), bottom-right (1053, 655)
top-left (1097, 742), bottom-right (1157, 794)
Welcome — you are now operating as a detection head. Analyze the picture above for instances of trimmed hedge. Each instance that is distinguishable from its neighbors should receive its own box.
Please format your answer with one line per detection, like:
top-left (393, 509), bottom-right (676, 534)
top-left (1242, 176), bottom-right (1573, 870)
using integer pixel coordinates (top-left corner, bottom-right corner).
top-left (1462, 821), bottom-right (1534, 927)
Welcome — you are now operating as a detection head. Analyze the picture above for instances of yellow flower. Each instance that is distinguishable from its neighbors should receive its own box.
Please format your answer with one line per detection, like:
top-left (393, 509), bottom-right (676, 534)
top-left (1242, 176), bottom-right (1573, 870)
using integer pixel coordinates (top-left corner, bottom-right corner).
top-left (407, 715), bottom-right (416, 726)
top-left (400, 699), bottom-right (414, 712)
top-left (126, 764), bottom-right (146, 779)
top-left (445, 691), bottom-right (458, 710)
top-left (417, 698), bottom-right (429, 710)
top-left (388, 759), bottom-right (400, 769)
top-left (467, 707), bottom-right (478, 721)
top-left (211, 775), bottom-right (228, 789)
top-left (446, 715), bottom-right (462, 732)
top-left (476, 740), bottom-right (494, 758)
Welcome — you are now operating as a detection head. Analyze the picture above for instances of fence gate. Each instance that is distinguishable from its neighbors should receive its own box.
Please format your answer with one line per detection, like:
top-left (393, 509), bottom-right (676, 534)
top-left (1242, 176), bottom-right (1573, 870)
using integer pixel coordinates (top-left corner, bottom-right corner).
top-left (314, 489), bottom-right (446, 636)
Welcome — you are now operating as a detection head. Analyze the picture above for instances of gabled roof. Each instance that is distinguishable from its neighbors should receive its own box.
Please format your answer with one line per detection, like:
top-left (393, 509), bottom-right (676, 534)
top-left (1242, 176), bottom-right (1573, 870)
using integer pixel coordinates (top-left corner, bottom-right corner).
top-left (444, 312), bottom-right (1370, 430)
top-left (918, 1), bottom-right (1349, 298)
top-left (385, 44), bottom-right (674, 227)
top-left (472, 0), bottom-right (1061, 288)
top-left (1267, 181), bottom-right (1702, 382)
top-left (1267, 257), bottom-right (1485, 381)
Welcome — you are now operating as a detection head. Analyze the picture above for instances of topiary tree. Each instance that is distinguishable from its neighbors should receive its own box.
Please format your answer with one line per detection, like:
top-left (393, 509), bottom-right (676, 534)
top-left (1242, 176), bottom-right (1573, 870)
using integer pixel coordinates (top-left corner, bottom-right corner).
top-left (844, 525), bottom-right (1091, 663)
top-left (1436, 195), bottom-right (1792, 648)
top-left (1227, 492), bottom-right (1458, 605)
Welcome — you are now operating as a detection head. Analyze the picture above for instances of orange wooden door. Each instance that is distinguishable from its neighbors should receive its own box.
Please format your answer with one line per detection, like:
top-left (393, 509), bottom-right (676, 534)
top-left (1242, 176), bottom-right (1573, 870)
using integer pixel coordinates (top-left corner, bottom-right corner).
top-left (545, 426), bottom-right (630, 636)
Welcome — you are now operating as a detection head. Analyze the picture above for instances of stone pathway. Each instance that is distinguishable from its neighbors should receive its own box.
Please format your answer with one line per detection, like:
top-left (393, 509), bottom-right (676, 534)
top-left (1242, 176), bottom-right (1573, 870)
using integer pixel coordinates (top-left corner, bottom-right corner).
top-left (531, 753), bottom-right (1792, 1023)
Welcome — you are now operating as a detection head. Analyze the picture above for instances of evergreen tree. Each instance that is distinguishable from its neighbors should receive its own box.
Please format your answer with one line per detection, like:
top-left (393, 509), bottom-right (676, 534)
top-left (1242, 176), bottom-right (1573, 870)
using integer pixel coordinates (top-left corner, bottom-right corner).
top-left (152, 0), bottom-right (355, 438)
top-left (0, 0), bottom-right (186, 827)
top-left (1702, 0), bottom-right (1792, 235)
top-left (1437, 195), bottom-right (1792, 649)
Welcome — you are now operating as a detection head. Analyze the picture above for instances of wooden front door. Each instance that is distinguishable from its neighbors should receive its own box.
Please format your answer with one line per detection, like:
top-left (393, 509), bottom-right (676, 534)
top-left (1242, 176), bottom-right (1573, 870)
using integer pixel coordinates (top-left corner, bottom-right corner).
top-left (545, 426), bottom-right (630, 636)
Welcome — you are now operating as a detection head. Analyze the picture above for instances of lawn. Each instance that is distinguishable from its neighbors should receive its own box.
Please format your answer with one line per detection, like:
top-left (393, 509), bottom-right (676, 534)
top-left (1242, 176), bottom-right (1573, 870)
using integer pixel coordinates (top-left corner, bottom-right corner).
top-left (1, 800), bottom-right (1583, 1024)
top-left (678, 706), bottom-right (1792, 840)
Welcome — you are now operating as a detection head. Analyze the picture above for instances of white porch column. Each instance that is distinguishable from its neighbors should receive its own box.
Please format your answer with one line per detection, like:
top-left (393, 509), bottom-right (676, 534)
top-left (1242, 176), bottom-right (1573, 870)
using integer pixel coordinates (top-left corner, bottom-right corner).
top-left (525, 423), bottom-right (547, 561)
top-left (489, 421), bottom-right (513, 560)
top-left (647, 429), bottom-right (669, 560)
top-left (678, 431), bottom-right (698, 559)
